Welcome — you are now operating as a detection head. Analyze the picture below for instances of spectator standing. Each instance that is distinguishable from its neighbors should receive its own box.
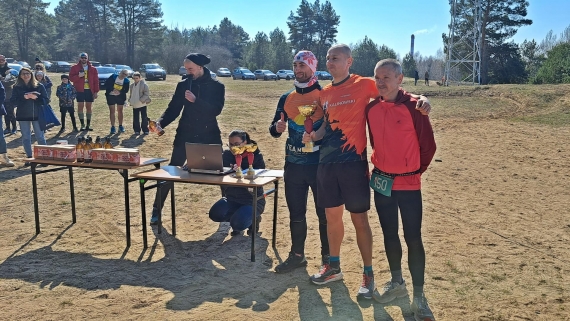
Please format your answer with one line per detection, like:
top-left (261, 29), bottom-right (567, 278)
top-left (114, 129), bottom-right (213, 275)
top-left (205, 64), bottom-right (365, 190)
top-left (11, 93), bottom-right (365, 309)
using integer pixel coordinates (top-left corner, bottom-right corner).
top-left (0, 56), bottom-right (17, 134)
top-left (414, 70), bottom-right (419, 86)
top-left (69, 52), bottom-right (99, 131)
top-left (56, 74), bottom-right (78, 133)
top-left (0, 81), bottom-right (15, 166)
top-left (104, 69), bottom-right (130, 134)
top-left (128, 72), bottom-right (150, 135)
top-left (425, 71), bottom-right (429, 86)
top-left (34, 64), bottom-right (52, 100)
top-left (10, 68), bottom-right (48, 167)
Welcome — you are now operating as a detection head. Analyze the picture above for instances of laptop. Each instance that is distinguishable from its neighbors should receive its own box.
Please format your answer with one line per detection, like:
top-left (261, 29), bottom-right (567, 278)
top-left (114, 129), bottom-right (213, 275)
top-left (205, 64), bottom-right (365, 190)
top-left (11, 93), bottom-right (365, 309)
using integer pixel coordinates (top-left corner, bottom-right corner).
top-left (185, 143), bottom-right (235, 175)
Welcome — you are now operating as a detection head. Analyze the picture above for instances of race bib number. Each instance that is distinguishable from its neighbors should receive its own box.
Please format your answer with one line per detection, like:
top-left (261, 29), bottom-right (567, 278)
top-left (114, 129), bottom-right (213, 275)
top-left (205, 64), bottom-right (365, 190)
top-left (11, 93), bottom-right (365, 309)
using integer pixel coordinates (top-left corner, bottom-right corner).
top-left (369, 171), bottom-right (394, 197)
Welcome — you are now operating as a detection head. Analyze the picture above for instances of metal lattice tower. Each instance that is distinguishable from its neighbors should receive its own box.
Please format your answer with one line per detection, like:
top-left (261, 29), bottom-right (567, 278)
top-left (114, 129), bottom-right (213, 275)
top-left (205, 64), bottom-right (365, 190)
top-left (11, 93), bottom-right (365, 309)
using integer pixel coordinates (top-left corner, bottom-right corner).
top-left (444, 0), bottom-right (482, 85)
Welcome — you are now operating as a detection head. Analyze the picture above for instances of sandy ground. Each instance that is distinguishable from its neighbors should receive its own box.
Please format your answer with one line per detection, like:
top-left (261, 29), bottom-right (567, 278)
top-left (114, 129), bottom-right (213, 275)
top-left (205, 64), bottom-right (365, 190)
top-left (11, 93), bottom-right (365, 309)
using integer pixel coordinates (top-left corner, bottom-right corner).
top-left (0, 77), bottom-right (569, 321)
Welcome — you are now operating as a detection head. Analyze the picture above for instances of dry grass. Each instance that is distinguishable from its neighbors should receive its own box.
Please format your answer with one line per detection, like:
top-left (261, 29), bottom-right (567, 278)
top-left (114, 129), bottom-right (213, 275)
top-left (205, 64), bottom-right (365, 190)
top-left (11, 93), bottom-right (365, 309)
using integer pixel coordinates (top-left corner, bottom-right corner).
top-left (0, 73), bottom-right (569, 320)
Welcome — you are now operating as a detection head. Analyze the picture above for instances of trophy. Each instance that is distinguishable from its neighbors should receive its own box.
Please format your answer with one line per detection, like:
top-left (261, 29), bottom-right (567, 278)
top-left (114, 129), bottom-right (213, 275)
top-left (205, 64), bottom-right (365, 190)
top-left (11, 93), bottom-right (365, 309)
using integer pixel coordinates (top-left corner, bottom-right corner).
top-left (230, 145), bottom-right (247, 178)
top-left (298, 104), bottom-right (317, 152)
top-left (244, 144), bottom-right (258, 177)
top-left (148, 118), bottom-right (165, 136)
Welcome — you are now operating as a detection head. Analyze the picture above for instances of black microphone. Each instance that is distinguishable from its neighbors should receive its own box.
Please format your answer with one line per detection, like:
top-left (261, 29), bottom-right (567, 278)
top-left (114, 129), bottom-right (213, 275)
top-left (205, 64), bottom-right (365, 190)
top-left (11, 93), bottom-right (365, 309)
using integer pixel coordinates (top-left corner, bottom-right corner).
top-left (187, 74), bottom-right (193, 92)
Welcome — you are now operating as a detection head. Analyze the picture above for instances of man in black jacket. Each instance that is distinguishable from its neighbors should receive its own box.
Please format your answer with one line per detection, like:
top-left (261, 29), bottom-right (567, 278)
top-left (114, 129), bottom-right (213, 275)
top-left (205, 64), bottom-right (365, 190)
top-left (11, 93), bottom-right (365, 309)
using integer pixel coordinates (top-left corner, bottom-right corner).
top-left (149, 53), bottom-right (225, 225)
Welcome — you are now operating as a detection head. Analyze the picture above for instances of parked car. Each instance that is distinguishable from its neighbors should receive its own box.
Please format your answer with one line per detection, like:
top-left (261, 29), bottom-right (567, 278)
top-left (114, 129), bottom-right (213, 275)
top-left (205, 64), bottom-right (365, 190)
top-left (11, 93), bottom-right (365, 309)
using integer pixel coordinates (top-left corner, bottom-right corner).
top-left (216, 67), bottom-right (231, 77)
top-left (178, 66), bottom-right (217, 79)
top-left (90, 61), bottom-right (102, 67)
top-left (5, 58), bottom-right (16, 63)
top-left (276, 69), bottom-right (295, 80)
top-left (140, 63), bottom-right (166, 80)
top-left (104, 64), bottom-right (116, 67)
top-left (17, 61), bottom-right (31, 68)
top-left (254, 69), bottom-right (277, 80)
top-left (42, 61), bottom-right (52, 70)
top-left (315, 71), bottom-right (332, 80)
top-left (51, 61), bottom-right (71, 73)
top-left (232, 67), bottom-right (255, 80)
top-left (7, 63), bottom-right (22, 73)
top-left (95, 66), bottom-right (116, 86)
top-left (114, 64), bottom-right (134, 77)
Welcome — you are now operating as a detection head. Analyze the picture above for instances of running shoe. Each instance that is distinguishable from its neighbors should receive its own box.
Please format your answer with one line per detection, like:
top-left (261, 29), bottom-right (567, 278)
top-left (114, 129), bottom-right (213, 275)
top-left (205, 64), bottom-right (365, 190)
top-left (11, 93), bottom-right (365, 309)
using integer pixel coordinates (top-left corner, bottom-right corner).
top-left (309, 264), bottom-right (343, 285)
top-left (275, 251), bottom-right (308, 273)
top-left (357, 270), bottom-right (377, 299)
top-left (373, 279), bottom-right (408, 303)
top-left (411, 294), bottom-right (436, 321)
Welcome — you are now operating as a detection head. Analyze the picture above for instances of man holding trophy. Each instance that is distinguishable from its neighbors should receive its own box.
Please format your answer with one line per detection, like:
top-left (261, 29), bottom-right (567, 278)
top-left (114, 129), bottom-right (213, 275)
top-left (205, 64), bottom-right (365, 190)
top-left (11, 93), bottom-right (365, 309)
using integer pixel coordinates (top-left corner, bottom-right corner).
top-left (149, 53), bottom-right (225, 225)
top-left (269, 50), bottom-right (330, 274)
top-left (302, 44), bottom-right (431, 300)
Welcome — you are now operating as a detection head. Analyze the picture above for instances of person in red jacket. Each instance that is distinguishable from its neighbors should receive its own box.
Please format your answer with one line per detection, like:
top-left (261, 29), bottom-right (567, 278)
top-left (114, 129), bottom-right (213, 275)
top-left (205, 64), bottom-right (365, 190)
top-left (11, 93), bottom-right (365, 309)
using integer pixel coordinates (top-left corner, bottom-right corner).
top-left (366, 58), bottom-right (436, 321)
top-left (69, 52), bottom-right (99, 131)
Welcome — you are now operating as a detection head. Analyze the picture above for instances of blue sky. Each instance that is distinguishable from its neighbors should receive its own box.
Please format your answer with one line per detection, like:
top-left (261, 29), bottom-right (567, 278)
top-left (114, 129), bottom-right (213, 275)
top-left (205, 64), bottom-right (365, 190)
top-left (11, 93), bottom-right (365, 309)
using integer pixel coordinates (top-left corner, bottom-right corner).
top-left (47, 0), bottom-right (570, 57)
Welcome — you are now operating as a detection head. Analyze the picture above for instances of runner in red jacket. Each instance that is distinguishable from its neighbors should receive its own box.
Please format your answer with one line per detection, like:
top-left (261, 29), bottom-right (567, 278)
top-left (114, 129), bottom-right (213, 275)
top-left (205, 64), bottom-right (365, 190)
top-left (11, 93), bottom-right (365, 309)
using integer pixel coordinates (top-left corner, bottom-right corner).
top-left (366, 58), bottom-right (436, 321)
top-left (69, 52), bottom-right (99, 131)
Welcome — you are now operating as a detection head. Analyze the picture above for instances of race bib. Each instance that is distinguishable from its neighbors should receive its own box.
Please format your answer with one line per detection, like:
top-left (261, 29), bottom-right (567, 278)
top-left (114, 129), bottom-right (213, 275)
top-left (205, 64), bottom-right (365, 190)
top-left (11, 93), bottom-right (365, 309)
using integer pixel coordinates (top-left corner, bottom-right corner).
top-left (369, 171), bottom-right (394, 197)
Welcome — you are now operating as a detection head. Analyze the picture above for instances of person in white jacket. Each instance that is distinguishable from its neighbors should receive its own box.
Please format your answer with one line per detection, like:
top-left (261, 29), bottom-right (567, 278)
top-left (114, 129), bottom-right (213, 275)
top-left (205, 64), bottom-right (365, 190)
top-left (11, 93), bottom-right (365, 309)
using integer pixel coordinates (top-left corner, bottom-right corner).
top-left (128, 72), bottom-right (150, 135)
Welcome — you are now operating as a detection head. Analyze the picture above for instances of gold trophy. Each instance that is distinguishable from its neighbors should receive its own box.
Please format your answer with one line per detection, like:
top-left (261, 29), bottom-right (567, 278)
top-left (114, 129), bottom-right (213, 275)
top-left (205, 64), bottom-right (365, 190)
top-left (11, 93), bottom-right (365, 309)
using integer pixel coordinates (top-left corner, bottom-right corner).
top-left (244, 144), bottom-right (258, 178)
top-left (230, 145), bottom-right (247, 178)
top-left (298, 104), bottom-right (317, 152)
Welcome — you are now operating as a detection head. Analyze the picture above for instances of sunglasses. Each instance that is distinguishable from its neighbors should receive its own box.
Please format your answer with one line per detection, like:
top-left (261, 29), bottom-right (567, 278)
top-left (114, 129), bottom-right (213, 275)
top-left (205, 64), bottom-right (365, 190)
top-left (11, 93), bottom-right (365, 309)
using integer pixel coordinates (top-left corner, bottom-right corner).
top-left (21, 72), bottom-right (32, 76)
top-left (35, 67), bottom-right (42, 70)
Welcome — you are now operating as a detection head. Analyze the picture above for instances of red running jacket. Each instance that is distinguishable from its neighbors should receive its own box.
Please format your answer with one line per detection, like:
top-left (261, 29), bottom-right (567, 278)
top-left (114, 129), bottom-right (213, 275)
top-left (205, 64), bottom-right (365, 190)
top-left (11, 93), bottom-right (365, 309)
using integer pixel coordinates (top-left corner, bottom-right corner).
top-left (365, 89), bottom-right (436, 190)
top-left (69, 60), bottom-right (99, 93)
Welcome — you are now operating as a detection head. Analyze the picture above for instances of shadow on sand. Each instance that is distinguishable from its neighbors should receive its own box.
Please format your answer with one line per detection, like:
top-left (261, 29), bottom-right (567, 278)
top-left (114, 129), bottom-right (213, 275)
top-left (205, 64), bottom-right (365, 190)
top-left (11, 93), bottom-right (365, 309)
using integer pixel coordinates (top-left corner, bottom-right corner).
top-left (0, 223), bottom-right (407, 319)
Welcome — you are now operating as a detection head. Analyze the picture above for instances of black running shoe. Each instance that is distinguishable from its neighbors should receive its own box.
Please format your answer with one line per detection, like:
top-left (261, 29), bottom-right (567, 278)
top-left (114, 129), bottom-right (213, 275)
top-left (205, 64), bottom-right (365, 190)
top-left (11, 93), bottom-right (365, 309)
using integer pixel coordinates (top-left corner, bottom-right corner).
top-left (309, 264), bottom-right (344, 285)
top-left (274, 251), bottom-right (308, 273)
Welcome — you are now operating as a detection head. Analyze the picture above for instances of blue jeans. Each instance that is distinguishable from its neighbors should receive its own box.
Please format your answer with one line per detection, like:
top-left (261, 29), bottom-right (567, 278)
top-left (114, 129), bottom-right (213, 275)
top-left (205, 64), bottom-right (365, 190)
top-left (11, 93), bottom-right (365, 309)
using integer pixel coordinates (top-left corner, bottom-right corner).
top-left (0, 115), bottom-right (7, 154)
top-left (209, 198), bottom-right (261, 231)
top-left (19, 120), bottom-right (47, 157)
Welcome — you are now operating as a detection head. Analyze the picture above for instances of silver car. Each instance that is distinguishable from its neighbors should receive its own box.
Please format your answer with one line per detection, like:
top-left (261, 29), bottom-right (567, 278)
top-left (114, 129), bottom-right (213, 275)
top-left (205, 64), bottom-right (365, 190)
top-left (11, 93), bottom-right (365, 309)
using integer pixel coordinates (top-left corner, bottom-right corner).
top-left (276, 69), bottom-right (295, 80)
top-left (254, 69), bottom-right (277, 80)
top-left (216, 67), bottom-right (231, 77)
top-left (140, 63), bottom-right (166, 81)
top-left (115, 65), bottom-right (134, 77)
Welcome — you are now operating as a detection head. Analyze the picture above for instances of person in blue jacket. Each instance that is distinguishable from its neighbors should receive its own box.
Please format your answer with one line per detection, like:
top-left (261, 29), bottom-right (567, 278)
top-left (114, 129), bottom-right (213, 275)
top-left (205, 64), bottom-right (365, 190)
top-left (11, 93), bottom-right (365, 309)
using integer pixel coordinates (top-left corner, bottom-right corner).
top-left (104, 69), bottom-right (130, 134)
top-left (209, 130), bottom-right (266, 236)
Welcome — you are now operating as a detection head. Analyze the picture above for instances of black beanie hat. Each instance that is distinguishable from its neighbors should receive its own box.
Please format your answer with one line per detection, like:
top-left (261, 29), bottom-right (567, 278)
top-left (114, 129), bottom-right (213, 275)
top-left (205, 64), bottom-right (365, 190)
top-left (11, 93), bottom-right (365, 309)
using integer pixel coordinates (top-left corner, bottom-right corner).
top-left (61, 74), bottom-right (69, 80)
top-left (185, 53), bottom-right (211, 66)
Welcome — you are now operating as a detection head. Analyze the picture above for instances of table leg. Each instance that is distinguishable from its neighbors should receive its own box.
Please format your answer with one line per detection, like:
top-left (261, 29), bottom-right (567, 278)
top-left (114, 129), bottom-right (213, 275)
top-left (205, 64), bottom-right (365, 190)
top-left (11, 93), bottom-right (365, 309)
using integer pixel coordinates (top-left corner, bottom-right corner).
top-left (157, 182), bottom-right (162, 234)
top-left (140, 179), bottom-right (148, 248)
top-left (250, 187), bottom-right (258, 262)
top-left (171, 183), bottom-right (176, 237)
top-left (122, 169), bottom-right (131, 247)
top-left (68, 167), bottom-right (76, 223)
top-left (31, 163), bottom-right (40, 235)
top-left (272, 180), bottom-right (278, 248)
